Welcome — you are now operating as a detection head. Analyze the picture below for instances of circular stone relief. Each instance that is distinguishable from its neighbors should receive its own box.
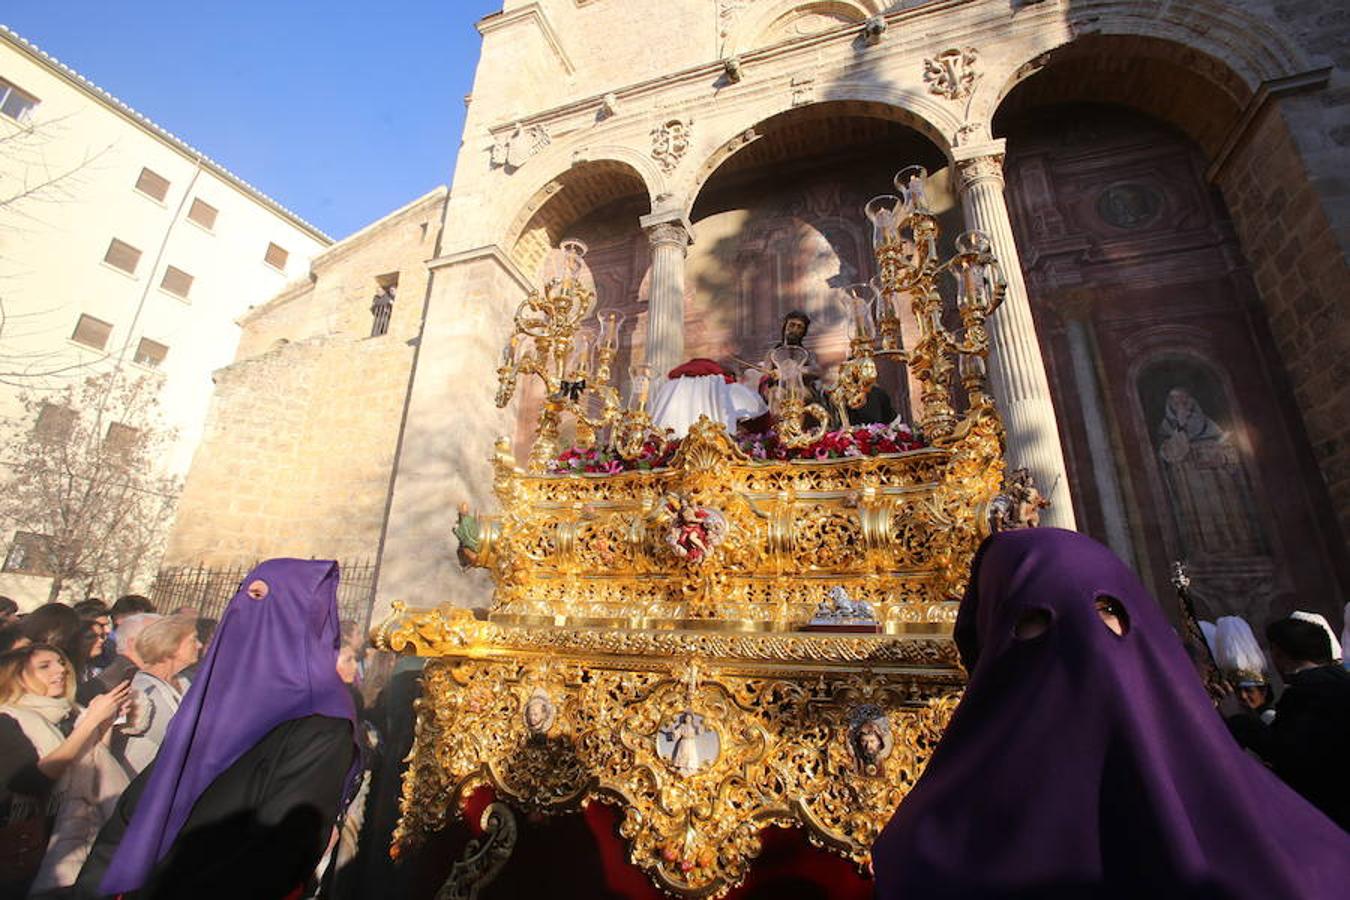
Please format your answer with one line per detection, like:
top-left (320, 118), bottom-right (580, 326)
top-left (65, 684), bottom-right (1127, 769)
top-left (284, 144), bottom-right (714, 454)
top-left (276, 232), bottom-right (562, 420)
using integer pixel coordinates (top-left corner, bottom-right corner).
top-left (1096, 183), bottom-right (1163, 230)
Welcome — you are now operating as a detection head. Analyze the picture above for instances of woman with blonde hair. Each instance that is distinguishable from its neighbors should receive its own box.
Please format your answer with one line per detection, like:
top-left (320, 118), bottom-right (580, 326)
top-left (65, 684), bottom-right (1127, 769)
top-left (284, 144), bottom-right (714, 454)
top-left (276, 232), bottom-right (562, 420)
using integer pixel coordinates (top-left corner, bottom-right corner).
top-left (118, 616), bottom-right (200, 774)
top-left (0, 645), bottom-right (129, 898)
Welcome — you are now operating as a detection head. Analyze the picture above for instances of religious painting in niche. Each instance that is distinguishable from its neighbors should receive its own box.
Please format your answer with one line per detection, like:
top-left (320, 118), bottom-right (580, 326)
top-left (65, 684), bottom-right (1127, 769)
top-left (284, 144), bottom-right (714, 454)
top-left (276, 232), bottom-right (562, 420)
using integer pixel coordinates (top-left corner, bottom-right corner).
top-left (1096, 182), bottom-right (1163, 230)
top-left (1136, 358), bottom-right (1266, 561)
top-left (688, 166), bottom-right (958, 425)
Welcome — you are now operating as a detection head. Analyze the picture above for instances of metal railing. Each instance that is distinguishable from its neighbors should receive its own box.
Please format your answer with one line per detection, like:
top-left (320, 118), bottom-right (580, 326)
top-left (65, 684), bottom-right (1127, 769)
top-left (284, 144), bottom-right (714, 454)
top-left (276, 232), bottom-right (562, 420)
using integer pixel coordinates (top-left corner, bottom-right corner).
top-left (149, 558), bottom-right (377, 626)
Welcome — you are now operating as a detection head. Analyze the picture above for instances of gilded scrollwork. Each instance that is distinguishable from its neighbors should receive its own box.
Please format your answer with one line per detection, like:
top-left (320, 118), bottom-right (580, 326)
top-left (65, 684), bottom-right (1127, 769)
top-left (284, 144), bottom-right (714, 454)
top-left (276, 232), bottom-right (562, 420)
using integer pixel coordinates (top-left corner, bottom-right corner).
top-left (434, 801), bottom-right (518, 900)
top-left (385, 259), bottom-right (1004, 894)
top-left (392, 653), bottom-right (963, 899)
top-left (452, 414), bottom-right (1001, 628)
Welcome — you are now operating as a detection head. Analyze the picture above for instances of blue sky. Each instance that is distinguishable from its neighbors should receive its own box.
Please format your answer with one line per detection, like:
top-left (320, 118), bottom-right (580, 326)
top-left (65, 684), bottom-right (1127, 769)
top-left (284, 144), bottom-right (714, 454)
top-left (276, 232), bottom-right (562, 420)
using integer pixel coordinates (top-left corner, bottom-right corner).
top-left (3, 1), bottom-right (503, 239)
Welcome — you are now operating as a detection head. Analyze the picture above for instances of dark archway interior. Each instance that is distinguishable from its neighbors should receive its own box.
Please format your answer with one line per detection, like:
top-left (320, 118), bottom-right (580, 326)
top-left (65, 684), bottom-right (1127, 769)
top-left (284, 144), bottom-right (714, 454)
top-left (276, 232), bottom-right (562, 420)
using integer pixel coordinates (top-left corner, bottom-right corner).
top-left (993, 35), bottom-right (1251, 161)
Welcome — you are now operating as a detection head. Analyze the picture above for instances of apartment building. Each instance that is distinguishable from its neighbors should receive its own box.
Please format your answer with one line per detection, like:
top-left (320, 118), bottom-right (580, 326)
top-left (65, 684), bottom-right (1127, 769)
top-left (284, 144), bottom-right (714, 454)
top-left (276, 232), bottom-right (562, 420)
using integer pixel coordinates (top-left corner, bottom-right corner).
top-left (0, 26), bottom-right (331, 605)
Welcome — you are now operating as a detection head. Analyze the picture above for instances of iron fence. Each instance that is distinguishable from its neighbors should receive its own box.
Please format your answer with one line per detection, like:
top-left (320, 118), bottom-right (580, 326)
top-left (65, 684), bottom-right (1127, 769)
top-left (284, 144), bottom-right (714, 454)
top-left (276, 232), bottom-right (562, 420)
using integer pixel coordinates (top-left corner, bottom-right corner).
top-left (149, 559), bottom-right (378, 627)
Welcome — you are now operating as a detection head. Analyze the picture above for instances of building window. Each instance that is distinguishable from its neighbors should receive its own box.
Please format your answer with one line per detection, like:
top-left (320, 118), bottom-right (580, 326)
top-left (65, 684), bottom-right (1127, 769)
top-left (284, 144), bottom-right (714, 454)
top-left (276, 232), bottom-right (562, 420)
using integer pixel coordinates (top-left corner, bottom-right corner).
top-left (71, 314), bottom-right (113, 350)
top-left (134, 337), bottom-right (168, 368)
top-left (187, 198), bottom-right (218, 230)
top-left (370, 275), bottom-right (398, 337)
top-left (0, 78), bottom-right (39, 122)
top-left (104, 238), bottom-right (143, 274)
top-left (34, 403), bottom-right (76, 443)
top-left (3, 532), bottom-right (53, 576)
top-left (105, 422), bottom-right (141, 456)
top-left (160, 265), bottom-right (194, 298)
top-left (263, 242), bottom-right (289, 270)
top-left (134, 167), bottom-right (170, 202)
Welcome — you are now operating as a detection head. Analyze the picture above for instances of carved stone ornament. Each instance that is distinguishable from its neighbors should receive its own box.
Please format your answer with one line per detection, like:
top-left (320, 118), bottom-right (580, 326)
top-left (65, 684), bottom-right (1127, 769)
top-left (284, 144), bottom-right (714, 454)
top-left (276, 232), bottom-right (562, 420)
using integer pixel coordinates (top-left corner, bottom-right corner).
top-left (863, 16), bottom-right (886, 46)
top-left (923, 47), bottom-right (980, 100)
top-left (651, 119), bottom-right (692, 173)
top-left (490, 122), bottom-right (551, 170)
top-left (723, 56), bottom-right (744, 83)
top-left (600, 92), bottom-right (619, 119)
top-left (955, 153), bottom-right (1005, 192)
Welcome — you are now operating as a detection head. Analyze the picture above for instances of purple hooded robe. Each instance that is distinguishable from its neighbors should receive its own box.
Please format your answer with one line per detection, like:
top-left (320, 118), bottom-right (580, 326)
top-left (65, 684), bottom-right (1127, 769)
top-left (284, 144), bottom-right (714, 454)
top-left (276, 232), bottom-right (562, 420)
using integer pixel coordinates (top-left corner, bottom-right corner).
top-left (873, 528), bottom-right (1350, 899)
top-left (99, 559), bottom-right (358, 895)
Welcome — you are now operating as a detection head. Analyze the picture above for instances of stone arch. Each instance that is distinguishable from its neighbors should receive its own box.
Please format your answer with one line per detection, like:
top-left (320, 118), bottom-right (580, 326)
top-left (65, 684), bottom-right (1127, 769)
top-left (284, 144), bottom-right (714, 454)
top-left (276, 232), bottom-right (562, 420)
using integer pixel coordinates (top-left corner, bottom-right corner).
top-left (976, 1), bottom-right (1312, 139)
top-left (501, 155), bottom-right (655, 277)
top-left (984, 12), bottom-right (1350, 546)
top-left (679, 91), bottom-right (959, 216)
top-left (726, 0), bottom-right (881, 55)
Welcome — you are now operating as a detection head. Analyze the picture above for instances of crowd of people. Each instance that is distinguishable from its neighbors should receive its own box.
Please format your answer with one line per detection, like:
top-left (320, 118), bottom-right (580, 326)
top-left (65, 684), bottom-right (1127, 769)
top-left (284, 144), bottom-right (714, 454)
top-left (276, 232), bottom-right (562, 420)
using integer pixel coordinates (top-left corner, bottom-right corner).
top-left (0, 575), bottom-right (383, 900)
top-left (2, 530), bottom-right (1348, 899)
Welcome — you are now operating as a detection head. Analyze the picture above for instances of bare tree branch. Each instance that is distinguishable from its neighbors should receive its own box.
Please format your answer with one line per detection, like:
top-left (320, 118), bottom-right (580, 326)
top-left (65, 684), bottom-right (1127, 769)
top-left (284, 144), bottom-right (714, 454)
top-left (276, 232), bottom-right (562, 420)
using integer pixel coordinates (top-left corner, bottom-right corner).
top-left (0, 372), bottom-right (182, 601)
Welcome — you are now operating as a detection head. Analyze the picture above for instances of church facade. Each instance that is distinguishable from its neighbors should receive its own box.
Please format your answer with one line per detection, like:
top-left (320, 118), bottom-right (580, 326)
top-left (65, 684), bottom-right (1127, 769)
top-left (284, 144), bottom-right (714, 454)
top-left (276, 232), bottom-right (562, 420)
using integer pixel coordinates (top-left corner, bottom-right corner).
top-left (371, 0), bottom-right (1348, 628)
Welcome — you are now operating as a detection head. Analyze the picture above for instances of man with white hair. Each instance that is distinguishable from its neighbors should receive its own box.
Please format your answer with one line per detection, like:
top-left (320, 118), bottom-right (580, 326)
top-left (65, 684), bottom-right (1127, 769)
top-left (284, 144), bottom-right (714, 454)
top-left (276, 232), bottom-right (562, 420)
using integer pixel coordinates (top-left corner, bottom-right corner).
top-left (77, 612), bottom-right (162, 704)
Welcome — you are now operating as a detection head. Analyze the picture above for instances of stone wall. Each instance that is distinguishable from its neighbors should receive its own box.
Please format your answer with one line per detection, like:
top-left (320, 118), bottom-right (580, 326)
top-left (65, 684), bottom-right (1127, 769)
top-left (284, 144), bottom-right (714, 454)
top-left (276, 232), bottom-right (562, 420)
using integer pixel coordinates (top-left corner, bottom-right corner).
top-left (374, 0), bottom-right (1350, 620)
top-left (1216, 99), bottom-right (1350, 544)
top-left (162, 189), bottom-right (446, 566)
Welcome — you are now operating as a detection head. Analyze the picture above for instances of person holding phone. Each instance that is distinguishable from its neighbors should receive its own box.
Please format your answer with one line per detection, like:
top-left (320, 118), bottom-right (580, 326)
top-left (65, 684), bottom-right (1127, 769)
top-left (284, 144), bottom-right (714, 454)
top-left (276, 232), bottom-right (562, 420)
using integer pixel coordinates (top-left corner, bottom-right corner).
top-left (0, 644), bottom-right (130, 898)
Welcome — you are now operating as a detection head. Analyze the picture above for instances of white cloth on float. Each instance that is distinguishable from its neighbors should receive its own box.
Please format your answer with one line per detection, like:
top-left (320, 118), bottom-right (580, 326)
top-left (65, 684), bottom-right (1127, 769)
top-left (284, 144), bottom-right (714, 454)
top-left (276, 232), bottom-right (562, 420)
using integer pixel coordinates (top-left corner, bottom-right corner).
top-left (648, 374), bottom-right (767, 438)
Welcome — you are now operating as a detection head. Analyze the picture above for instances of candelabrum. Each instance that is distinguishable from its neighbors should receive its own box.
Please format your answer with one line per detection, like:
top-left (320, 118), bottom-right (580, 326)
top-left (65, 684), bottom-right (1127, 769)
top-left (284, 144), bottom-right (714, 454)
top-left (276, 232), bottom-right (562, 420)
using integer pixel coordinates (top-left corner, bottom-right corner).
top-left (496, 239), bottom-right (671, 471)
top-left (768, 345), bottom-right (829, 448)
top-left (833, 280), bottom-right (887, 429)
top-left (610, 364), bottom-right (667, 459)
top-left (853, 164), bottom-right (1007, 442)
top-left (495, 239), bottom-right (624, 471)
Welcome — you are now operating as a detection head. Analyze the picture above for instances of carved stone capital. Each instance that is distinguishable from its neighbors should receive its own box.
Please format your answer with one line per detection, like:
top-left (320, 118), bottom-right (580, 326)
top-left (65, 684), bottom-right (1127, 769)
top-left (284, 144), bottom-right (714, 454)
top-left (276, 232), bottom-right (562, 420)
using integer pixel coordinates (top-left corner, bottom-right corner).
top-left (954, 152), bottom-right (1005, 193)
top-left (645, 221), bottom-right (692, 253)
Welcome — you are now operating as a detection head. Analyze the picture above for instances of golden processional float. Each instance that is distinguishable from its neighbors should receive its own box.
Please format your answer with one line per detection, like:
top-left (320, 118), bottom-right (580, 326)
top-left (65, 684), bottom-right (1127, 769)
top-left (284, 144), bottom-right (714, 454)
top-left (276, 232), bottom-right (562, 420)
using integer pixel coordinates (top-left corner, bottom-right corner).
top-left (375, 166), bottom-right (1025, 898)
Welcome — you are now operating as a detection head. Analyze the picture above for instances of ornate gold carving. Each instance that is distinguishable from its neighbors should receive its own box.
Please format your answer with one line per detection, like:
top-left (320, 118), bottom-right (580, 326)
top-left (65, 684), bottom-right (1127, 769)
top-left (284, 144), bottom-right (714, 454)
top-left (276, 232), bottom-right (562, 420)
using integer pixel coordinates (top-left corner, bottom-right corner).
top-left (390, 653), bottom-right (962, 899)
top-left (435, 802), bottom-right (518, 900)
top-left (445, 411), bottom-right (1001, 626)
top-left (395, 157), bottom-right (1015, 895)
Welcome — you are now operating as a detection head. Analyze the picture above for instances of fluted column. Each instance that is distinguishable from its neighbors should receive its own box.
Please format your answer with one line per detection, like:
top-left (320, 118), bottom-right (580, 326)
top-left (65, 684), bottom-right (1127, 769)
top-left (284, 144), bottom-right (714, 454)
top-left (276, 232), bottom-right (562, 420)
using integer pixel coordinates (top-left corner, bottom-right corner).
top-left (641, 216), bottom-right (692, 376)
top-left (954, 141), bottom-right (1076, 529)
top-left (1056, 293), bottom-right (1135, 563)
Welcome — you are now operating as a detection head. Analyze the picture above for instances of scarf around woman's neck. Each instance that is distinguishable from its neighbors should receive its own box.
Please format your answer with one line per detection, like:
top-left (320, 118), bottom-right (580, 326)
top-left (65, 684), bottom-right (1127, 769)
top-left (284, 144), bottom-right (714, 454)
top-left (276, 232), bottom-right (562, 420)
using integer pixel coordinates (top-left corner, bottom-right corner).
top-left (1, 692), bottom-right (76, 755)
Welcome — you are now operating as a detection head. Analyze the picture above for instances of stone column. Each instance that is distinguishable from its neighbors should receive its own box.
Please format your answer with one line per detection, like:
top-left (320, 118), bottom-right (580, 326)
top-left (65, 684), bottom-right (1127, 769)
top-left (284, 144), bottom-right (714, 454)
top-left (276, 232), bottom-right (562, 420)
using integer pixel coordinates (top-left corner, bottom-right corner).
top-left (1057, 293), bottom-right (1135, 564)
top-left (954, 141), bottom-right (1076, 529)
top-left (640, 214), bottom-right (692, 375)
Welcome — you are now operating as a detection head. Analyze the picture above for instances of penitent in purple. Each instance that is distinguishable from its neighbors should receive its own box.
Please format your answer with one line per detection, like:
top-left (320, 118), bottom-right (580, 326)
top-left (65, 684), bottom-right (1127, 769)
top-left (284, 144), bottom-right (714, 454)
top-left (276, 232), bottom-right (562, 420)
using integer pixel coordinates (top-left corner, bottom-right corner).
top-left (873, 527), bottom-right (1350, 899)
top-left (100, 559), bottom-right (360, 895)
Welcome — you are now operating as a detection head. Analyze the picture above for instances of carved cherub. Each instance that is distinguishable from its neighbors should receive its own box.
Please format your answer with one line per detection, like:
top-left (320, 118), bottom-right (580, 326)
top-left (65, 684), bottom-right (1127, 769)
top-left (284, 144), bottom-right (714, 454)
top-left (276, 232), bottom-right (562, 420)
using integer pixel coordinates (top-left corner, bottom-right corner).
top-left (988, 467), bottom-right (1051, 532)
